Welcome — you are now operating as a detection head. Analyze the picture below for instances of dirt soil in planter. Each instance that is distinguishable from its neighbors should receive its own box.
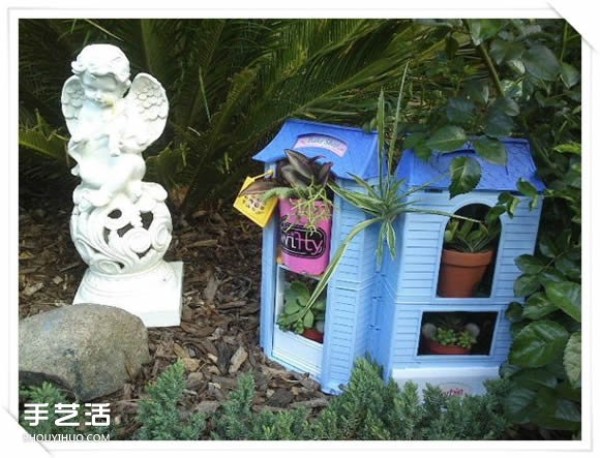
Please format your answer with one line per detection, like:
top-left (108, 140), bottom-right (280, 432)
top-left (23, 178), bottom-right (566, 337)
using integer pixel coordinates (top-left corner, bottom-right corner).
top-left (18, 190), bottom-right (331, 439)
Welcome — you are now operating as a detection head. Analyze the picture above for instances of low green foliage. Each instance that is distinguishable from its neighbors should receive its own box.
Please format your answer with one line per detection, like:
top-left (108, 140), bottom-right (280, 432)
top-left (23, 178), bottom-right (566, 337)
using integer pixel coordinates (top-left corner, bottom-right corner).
top-left (22, 359), bottom-right (512, 441)
top-left (138, 357), bottom-right (512, 440)
top-left (212, 373), bottom-right (312, 440)
top-left (277, 280), bottom-right (326, 335)
top-left (135, 360), bottom-right (205, 440)
top-left (19, 382), bottom-right (113, 438)
top-left (314, 358), bottom-right (510, 440)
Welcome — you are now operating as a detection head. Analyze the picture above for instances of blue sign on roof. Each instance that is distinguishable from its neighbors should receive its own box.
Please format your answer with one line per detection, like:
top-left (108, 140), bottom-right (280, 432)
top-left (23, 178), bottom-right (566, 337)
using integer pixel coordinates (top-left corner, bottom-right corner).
top-left (396, 138), bottom-right (546, 192)
top-left (252, 119), bottom-right (380, 180)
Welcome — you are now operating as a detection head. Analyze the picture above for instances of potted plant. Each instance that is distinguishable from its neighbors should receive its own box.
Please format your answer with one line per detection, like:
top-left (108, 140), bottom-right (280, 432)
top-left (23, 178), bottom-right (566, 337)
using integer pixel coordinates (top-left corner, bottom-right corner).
top-left (421, 315), bottom-right (480, 355)
top-left (243, 148), bottom-right (334, 275)
top-left (277, 280), bottom-right (326, 343)
top-left (438, 208), bottom-right (501, 297)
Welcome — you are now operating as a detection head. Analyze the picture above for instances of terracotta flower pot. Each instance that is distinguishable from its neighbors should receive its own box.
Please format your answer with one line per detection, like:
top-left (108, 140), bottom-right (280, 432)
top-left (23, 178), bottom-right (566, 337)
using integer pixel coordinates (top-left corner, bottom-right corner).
top-left (302, 328), bottom-right (324, 343)
top-left (424, 337), bottom-right (471, 355)
top-left (279, 198), bottom-right (332, 276)
top-left (438, 249), bottom-right (494, 297)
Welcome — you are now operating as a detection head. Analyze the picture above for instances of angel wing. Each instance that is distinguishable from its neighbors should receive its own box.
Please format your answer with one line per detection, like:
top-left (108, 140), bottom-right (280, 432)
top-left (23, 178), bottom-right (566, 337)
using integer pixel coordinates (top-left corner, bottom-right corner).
top-left (61, 75), bottom-right (85, 135)
top-left (122, 73), bottom-right (169, 152)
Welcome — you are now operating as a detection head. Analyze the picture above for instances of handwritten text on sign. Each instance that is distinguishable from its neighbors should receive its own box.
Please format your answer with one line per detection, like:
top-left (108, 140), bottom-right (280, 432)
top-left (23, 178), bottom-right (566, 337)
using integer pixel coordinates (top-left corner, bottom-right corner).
top-left (293, 135), bottom-right (348, 157)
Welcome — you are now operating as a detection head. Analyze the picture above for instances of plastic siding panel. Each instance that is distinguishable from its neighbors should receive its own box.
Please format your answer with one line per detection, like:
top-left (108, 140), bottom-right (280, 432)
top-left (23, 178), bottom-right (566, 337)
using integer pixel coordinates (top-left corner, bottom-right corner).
top-left (321, 281), bottom-right (374, 391)
top-left (369, 288), bottom-right (391, 366)
top-left (259, 165), bottom-right (279, 356)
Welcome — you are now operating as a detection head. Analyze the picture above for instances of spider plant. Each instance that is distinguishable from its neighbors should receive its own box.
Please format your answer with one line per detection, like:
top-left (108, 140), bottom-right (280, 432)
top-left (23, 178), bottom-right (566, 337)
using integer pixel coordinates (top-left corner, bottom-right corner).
top-left (302, 64), bottom-right (478, 311)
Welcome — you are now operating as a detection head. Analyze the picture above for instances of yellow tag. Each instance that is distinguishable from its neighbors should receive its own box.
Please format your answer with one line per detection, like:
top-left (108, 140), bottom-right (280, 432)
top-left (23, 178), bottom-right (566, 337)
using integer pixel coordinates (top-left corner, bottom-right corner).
top-left (233, 173), bottom-right (277, 228)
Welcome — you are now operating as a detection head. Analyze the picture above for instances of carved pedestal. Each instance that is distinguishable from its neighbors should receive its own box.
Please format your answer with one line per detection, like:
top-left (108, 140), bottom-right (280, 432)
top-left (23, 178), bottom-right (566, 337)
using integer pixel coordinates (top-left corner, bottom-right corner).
top-left (71, 183), bottom-right (183, 327)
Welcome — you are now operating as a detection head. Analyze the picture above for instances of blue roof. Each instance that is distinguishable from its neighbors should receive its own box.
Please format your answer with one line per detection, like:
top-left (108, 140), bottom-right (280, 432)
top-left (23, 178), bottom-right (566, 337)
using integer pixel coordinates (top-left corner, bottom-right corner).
top-left (252, 119), bottom-right (380, 179)
top-left (396, 138), bottom-right (546, 192)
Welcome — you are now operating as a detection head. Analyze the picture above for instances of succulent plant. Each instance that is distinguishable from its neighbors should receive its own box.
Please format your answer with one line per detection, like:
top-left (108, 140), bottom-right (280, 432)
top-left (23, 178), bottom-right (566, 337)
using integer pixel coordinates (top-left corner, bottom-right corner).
top-left (421, 315), bottom-right (480, 350)
top-left (278, 280), bottom-right (326, 335)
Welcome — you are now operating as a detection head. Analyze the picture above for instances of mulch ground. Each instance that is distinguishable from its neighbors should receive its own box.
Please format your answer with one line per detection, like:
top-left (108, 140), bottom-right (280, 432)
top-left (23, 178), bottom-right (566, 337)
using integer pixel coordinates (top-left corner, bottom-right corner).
top-left (18, 191), bottom-right (331, 439)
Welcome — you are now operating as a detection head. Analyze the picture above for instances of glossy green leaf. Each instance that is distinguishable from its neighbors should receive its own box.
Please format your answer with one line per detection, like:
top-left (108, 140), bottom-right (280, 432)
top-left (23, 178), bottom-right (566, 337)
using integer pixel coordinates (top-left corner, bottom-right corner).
top-left (514, 273), bottom-right (540, 297)
top-left (448, 156), bottom-right (481, 198)
top-left (507, 58), bottom-right (526, 75)
top-left (538, 234), bottom-right (560, 258)
top-left (504, 386), bottom-right (536, 423)
top-left (560, 62), bottom-right (580, 89)
top-left (522, 295), bottom-right (558, 320)
top-left (489, 38), bottom-right (524, 64)
top-left (556, 381), bottom-right (581, 402)
top-left (517, 178), bottom-right (539, 198)
top-left (553, 143), bottom-right (581, 155)
top-left (495, 97), bottom-right (520, 117)
top-left (554, 399), bottom-right (581, 423)
top-left (522, 45), bottom-right (561, 81)
top-left (555, 256), bottom-right (580, 281)
top-left (472, 137), bottom-right (507, 164)
top-left (506, 301), bottom-right (523, 322)
top-left (545, 281), bottom-right (581, 322)
top-left (425, 125), bottom-right (467, 152)
top-left (511, 368), bottom-right (558, 390)
top-left (510, 320), bottom-right (570, 367)
top-left (467, 19), bottom-right (506, 45)
top-left (484, 110), bottom-right (514, 137)
top-left (540, 270), bottom-right (567, 284)
top-left (404, 132), bottom-right (427, 151)
top-left (446, 98), bottom-right (475, 124)
top-left (515, 254), bottom-right (546, 275)
top-left (564, 332), bottom-right (581, 388)
top-left (464, 79), bottom-right (489, 104)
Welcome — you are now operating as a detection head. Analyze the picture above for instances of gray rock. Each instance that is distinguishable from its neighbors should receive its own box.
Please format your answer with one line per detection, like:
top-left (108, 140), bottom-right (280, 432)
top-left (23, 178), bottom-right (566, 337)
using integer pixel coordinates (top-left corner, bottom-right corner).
top-left (19, 303), bottom-right (150, 401)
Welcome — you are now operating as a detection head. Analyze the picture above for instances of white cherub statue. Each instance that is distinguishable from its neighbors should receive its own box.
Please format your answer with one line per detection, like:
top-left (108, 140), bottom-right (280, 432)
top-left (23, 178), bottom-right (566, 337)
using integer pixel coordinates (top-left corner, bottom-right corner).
top-left (61, 43), bottom-right (168, 208)
top-left (64, 44), bottom-right (183, 327)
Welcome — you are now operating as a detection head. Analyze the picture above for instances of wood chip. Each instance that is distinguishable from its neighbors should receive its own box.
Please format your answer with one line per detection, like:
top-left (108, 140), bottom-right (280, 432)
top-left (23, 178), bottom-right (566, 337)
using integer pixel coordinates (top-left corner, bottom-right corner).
top-left (23, 282), bottom-right (44, 296)
top-left (173, 342), bottom-right (189, 359)
top-left (182, 357), bottom-right (200, 372)
top-left (266, 388), bottom-right (294, 407)
top-left (203, 274), bottom-right (220, 303)
top-left (186, 372), bottom-right (204, 390)
top-left (179, 322), bottom-right (214, 337)
top-left (291, 398), bottom-right (329, 409)
top-left (228, 346), bottom-right (248, 374)
top-left (188, 239), bottom-right (219, 248)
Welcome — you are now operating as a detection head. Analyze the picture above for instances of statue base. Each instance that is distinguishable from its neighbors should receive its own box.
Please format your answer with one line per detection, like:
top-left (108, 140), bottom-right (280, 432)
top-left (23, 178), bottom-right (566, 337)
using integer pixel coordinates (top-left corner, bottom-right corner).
top-left (73, 261), bottom-right (183, 327)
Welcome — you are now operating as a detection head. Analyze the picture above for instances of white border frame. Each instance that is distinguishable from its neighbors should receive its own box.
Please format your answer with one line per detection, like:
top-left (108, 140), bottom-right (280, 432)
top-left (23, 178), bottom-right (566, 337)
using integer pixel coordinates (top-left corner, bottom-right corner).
top-left (3, 1), bottom-right (595, 456)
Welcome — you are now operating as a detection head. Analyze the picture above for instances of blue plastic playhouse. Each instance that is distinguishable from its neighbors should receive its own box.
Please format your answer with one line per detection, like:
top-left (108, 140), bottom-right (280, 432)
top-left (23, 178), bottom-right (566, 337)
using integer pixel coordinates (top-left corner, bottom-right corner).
top-left (253, 119), bottom-right (544, 395)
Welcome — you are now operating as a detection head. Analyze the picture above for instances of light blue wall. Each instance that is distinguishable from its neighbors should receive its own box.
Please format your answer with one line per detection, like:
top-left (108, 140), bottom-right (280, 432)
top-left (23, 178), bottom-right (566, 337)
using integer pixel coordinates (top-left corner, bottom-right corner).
top-left (377, 188), bottom-right (543, 375)
top-left (259, 162), bottom-right (543, 393)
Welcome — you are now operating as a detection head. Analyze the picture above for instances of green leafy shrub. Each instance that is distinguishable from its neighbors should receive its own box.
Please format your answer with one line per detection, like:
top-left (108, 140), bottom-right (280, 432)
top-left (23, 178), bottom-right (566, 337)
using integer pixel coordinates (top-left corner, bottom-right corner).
top-left (212, 373), bottom-right (311, 440)
top-left (502, 149), bottom-right (581, 437)
top-left (132, 358), bottom-right (512, 440)
top-left (135, 360), bottom-right (205, 440)
top-left (314, 358), bottom-right (510, 440)
top-left (19, 382), bottom-right (113, 438)
top-left (20, 382), bottom-right (78, 436)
